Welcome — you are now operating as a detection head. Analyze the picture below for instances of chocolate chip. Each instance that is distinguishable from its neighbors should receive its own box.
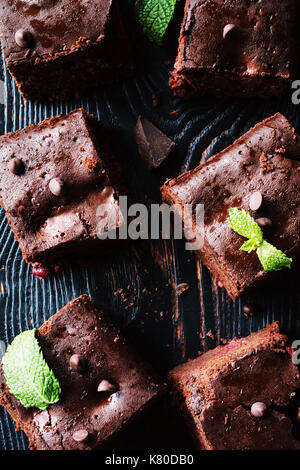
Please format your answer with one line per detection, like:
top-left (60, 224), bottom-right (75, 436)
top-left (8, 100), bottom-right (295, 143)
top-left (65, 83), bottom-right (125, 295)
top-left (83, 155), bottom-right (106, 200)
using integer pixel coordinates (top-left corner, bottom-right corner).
top-left (256, 217), bottom-right (272, 229)
top-left (8, 157), bottom-right (24, 175)
top-left (97, 380), bottom-right (117, 393)
top-left (72, 430), bottom-right (89, 443)
top-left (69, 354), bottom-right (87, 373)
top-left (243, 304), bottom-right (255, 317)
top-left (15, 29), bottom-right (33, 49)
top-left (251, 402), bottom-right (268, 418)
top-left (223, 23), bottom-right (238, 40)
top-left (249, 191), bottom-right (263, 211)
top-left (49, 177), bottom-right (64, 196)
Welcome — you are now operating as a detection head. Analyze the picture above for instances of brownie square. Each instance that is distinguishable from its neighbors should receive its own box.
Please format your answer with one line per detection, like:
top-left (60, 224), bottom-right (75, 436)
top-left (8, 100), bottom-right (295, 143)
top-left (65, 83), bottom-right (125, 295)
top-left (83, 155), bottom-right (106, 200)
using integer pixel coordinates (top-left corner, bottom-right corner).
top-left (0, 0), bottom-right (134, 102)
top-left (170, 0), bottom-right (299, 98)
top-left (0, 295), bottom-right (164, 450)
top-left (0, 108), bottom-right (127, 271)
top-left (161, 113), bottom-right (300, 300)
top-left (169, 323), bottom-right (300, 450)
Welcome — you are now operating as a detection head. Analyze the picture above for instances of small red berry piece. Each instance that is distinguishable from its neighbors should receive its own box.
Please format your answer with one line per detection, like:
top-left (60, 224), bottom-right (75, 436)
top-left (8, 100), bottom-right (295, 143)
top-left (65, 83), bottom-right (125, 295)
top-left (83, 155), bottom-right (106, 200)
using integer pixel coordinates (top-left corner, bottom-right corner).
top-left (286, 346), bottom-right (294, 357)
top-left (32, 266), bottom-right (51, 279)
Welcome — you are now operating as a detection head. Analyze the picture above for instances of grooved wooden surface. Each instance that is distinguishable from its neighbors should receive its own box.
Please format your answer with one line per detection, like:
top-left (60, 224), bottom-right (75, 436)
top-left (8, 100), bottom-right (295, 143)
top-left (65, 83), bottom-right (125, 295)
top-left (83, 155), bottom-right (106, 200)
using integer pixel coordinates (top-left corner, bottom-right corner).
top-left (0, 1), bottom-right (300, 450)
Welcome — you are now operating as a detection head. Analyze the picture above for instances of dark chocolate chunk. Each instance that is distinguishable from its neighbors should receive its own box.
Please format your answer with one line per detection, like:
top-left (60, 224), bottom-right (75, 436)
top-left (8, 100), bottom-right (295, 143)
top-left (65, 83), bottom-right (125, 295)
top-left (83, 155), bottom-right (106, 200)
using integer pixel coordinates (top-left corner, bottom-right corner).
top-left (135, 116), bottom-right (175, 169)
top-left (249, 191), bottom-right (263, 211)
top-left (69, 354), bottom-right (87, 373)
top-left (256, 217), bottom-right (272, 229)
top-left (251, 402), bottom-right (268, 418)
top-left (49, 177), bottom-right (64, 196)
top-left (223, 23), bottom-right (238, 40)
top-left (97, 380), bottom-right (117, 393)
top-left (72, 429), bottom-right (89, 443)
top-left (8, 157), bottom-right (24, 175)
top-left (14, 29), bottom-right (33, 49)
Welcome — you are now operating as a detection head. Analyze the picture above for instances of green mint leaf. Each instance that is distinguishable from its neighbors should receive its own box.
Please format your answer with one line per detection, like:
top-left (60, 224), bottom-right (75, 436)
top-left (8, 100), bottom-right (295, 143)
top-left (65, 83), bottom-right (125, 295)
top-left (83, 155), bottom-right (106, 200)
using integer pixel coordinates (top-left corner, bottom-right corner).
top-left (137, 0), bottom-right (177, 45)
top-left (2, 329), bottom-right (61, 410)
top-left (240, 238), bottom-right (261, 253)
top-left (257, 241), bottom-right (292, 271)
top-left (228, 208), bottom-right (292, 272)
top-left (228, 208), bottom-right (263, 242)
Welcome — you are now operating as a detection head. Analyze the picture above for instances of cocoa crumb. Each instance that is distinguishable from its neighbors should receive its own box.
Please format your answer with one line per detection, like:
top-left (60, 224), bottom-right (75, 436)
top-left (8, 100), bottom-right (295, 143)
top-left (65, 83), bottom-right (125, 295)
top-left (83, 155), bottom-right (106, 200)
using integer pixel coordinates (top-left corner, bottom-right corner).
top-left (81, 157), bottom-right (98, 172)
top-left (175, 283), bottom-right (190, 296)
top-left (114, 287), bottom-right (136, 309)
top-left (152, 92), bottom-right (162, 107)
top-left (275, 147), bottom-right (286, 154)
top-left (206, 330), bottom-right (215, 341)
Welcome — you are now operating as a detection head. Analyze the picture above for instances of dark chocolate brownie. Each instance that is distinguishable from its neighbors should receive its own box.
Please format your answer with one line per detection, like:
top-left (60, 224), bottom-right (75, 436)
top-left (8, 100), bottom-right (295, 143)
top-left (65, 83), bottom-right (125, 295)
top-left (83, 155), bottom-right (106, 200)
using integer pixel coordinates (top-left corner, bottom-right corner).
top-left (169, 323), bottom-right (300, 450)
top-left (161, 113), bottom-right (300, 300)
top-left (0, 108), bottom-right (127, 272)
top-left (0, 295), bottom-right (165, 450)
top-left (0, 0), bottom-right (134, 102)
top-left (170, 0), bottom-right (299, 98)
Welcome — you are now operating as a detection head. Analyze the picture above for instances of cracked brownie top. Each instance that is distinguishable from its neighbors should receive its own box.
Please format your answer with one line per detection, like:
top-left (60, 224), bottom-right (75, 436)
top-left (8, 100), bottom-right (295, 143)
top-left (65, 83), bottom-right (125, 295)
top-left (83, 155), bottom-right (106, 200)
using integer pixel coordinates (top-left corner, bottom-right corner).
top-left (0, 108), bottom-right (124, 267)
top-left (0, 0), bottom-right (113, 62)
top-left (168, 322), bottom-right (300, 450)
top-left (161, 113), bottom-right (300, 299)
top-left (0, 295), bottom-right (165, 450)
top-left (170, 0), bottom-right (299, 97)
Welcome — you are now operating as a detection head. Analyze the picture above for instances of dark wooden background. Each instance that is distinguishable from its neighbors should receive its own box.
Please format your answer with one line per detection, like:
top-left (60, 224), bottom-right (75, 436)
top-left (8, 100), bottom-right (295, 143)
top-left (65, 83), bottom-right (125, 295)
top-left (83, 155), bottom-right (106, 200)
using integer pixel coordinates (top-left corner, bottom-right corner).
top-left (0, 1), bottom-right (300, 450)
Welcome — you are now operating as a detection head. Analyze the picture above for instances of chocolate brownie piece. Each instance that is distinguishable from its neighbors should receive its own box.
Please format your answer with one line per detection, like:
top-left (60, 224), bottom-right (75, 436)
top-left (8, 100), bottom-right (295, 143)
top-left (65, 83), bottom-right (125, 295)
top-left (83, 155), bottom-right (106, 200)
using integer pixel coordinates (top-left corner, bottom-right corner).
top-left (0, 108), bottom-right (127, 272)
top-left (169, 323), bottom-right (300, 450)
top-left (0, 0), bottom-right (134, 102)
top-left (161, 113), bottom-right (300, 300)
top-left (0, 295), bottom-right (165, 450)
top-left (170, 0), bottom-right (299, 98)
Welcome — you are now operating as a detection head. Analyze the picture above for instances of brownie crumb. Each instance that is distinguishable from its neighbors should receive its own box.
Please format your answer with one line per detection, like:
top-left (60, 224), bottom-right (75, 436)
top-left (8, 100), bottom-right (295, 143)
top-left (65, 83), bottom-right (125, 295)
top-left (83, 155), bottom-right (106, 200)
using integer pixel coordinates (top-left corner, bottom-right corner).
top-left (206, 330), bottom-right (215, 341)
top-left (175, 283), bottom-right (190, 296)
top-left (114, 287), bottom-right (136, 309)
top-left (152, 92), bottom-right (162, 107)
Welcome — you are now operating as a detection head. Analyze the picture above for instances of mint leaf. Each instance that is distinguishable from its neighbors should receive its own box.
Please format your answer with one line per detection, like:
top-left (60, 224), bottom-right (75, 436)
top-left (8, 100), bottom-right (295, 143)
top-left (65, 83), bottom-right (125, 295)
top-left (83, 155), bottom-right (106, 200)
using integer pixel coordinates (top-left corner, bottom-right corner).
top-left (240, 238), bottom-right (261, 253)
top-left (2, 329), bottom-right (61, 410)
top-left (228, 208), bottom-right (292, 272)
top-left (137, 0), bottom-right (177, 45)
top-left (229, 208), bottom-right (263, 242)
top-left (257, 241), bottom-right (292, 271)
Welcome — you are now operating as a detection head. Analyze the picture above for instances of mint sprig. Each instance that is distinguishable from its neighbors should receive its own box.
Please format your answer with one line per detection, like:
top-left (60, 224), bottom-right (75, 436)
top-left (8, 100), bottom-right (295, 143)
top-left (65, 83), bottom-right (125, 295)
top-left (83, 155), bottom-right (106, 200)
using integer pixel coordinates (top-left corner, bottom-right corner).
top-left (228, 208), bottom-right (292, 272)
top-left (2, 329), bottom-right (61, 410)
top-left (137, 0), bottom-right (177, 45)
top-left (257, 241), bottom-right (292, 271)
